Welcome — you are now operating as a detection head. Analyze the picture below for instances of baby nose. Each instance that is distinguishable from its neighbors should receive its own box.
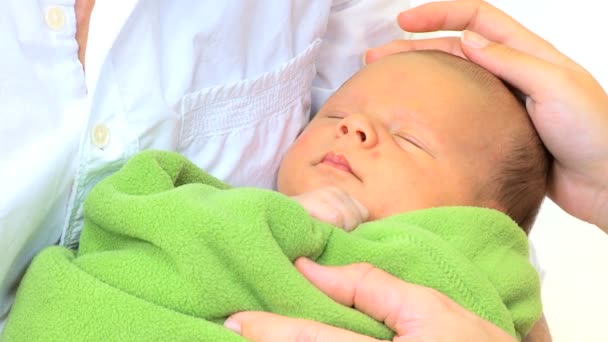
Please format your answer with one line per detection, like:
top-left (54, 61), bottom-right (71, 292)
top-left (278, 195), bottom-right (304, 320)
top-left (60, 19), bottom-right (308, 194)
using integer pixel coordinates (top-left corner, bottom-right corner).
top-left (336, 115), bottom-right (377, 147)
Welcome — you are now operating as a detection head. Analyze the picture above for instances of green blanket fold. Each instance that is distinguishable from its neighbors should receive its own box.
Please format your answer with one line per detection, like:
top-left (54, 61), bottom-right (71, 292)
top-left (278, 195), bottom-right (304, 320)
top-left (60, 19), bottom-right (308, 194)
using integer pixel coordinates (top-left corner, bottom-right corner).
top-left (2, 150), bottom-right (541, 341)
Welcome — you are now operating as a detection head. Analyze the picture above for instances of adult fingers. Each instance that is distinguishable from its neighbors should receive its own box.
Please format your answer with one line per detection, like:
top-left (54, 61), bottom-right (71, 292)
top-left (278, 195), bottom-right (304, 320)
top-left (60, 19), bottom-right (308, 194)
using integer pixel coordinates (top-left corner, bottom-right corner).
top-left (365, 36), bottom-right (464, 64)
top-left (397, 0), bottom-right (568, 66)
top-left (294, 259), bottom-right (515, 341)
top-left (459, 30), bottom-right (579, 103)
top-left (225, 311), bottom-right (385, 342)
top-left (226, 260), bottom-right (431, 341)
top-left (294, 258), bottom-right (450, 330)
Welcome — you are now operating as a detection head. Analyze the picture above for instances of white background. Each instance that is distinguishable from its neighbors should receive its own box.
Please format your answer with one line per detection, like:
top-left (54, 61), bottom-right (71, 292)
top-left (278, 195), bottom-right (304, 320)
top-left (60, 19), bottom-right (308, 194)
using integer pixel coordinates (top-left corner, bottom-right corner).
top-left (411, 1), bottom-right (608, 341)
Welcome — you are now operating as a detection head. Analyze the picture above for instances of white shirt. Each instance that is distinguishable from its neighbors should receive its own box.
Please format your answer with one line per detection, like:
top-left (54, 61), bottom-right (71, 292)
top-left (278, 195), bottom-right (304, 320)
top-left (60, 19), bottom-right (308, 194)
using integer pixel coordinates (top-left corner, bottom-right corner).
top-left (0, 0), bottom-right (409, 324)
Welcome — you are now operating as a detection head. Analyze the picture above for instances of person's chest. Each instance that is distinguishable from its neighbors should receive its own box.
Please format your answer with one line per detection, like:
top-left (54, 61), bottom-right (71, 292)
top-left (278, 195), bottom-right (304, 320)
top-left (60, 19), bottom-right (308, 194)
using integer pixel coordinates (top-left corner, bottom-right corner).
top-left (62, 0), bottom-right (330, 246)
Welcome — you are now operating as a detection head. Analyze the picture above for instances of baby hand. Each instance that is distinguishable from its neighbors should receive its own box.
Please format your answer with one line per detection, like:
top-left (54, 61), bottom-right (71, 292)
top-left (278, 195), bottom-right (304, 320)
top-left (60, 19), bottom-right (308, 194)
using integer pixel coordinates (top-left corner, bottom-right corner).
top-left (291, 187), bottom-right (369, 231)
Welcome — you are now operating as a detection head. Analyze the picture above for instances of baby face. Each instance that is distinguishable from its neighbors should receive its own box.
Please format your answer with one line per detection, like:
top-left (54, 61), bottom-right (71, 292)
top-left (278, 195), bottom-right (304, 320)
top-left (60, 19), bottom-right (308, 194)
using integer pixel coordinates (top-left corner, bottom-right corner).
top-left (277, 53), bottom-right (512, 221)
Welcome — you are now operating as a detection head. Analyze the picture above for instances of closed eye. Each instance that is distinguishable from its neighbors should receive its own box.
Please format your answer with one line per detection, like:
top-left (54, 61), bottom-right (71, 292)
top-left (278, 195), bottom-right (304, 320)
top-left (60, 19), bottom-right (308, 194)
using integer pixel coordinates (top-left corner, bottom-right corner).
top-left (393, 134), bottom-right (436, 159)
top-left (320, 111), bottom-right (347, 120)
top-left (395, 134), bottom-right (421, 148)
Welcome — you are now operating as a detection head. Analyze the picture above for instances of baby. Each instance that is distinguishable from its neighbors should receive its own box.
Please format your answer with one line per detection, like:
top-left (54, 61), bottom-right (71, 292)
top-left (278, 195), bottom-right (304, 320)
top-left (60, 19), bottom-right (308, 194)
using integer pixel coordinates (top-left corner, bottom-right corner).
top-left (283, 49), bottom-right (549, 234)
top-left (2, 51), bottom-right (549, 342)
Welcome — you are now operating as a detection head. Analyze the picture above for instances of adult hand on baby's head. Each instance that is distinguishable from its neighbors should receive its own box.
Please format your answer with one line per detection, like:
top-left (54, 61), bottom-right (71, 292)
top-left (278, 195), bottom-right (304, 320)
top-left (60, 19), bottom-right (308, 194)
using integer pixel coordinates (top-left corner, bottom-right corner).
top-left (366, 0), bottom-right (608, 231)
top-left (291, 186), bottom-right (368, 231)
top-left (224, 258), bottom-right (516, 342)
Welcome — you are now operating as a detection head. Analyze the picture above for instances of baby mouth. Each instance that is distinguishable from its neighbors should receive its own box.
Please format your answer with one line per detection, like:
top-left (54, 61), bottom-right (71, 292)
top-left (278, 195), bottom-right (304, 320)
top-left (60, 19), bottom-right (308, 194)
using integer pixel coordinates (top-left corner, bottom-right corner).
top-left (321, 152), bottom-right (352, 173)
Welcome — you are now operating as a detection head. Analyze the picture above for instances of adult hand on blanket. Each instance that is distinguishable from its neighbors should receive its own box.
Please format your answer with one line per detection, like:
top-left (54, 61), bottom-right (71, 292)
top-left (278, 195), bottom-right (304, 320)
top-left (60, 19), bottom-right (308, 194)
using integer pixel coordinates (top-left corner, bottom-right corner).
top-left (291, 186), bottom-right (369, 231)
top-left (365, 0), bottom-right (608, 232)
top-left (224, 258), bottom-right (516, 342)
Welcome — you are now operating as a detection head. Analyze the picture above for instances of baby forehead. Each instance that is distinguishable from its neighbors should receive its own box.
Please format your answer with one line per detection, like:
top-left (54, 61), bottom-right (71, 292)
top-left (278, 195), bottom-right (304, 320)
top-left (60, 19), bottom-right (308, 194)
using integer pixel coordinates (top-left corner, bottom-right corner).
top-left (346, 57), bottom-right (489, 107)
top-left (370, 51), bottom-right (461, 74)
top-left (370, 51), bottom-right (498, 87)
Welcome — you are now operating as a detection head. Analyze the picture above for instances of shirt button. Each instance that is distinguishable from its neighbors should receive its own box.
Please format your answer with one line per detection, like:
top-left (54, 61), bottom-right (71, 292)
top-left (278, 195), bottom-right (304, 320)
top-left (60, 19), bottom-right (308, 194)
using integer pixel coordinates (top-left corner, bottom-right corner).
top-left (45, 6), bottom-right (66, 31)
top-left (91, 124), bottom-right (111, 149)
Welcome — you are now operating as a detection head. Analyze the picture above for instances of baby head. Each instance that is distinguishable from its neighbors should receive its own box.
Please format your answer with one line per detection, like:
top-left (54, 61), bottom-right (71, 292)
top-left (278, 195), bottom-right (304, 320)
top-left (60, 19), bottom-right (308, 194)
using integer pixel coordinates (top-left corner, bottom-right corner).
top-left (278, 50), bottom-right (549, 232)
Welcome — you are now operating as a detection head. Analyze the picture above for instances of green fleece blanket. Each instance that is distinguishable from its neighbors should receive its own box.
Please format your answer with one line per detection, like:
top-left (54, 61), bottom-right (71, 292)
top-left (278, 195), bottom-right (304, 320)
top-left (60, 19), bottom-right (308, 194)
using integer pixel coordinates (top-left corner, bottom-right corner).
top-left (2, 150), bottom-right (541, 341)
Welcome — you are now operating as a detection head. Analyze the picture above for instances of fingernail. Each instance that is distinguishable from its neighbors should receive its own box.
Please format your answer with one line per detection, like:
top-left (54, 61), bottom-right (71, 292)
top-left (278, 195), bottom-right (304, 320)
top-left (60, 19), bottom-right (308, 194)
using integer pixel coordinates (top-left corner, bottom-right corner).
top-left (362, 49), bottom-right (369, 66)
top-left (462, 30), bottom-right (489, 48)
top-left (224, 317), bottom-right (242, 334)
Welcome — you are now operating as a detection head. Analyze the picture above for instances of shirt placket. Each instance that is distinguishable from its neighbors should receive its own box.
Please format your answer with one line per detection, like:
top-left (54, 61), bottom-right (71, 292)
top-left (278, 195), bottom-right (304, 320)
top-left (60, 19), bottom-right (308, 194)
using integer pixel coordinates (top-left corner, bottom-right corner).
top-left (59, 0), bottom-right (141, 249)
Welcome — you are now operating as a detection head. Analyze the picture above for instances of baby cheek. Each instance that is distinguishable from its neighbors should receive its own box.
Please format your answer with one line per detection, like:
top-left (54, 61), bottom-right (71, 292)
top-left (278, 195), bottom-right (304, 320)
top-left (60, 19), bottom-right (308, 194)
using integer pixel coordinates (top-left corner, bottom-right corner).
top-left (292, 128), bottom-right (317, 148)
top-left (370, 150), bottom-right (381, 159)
